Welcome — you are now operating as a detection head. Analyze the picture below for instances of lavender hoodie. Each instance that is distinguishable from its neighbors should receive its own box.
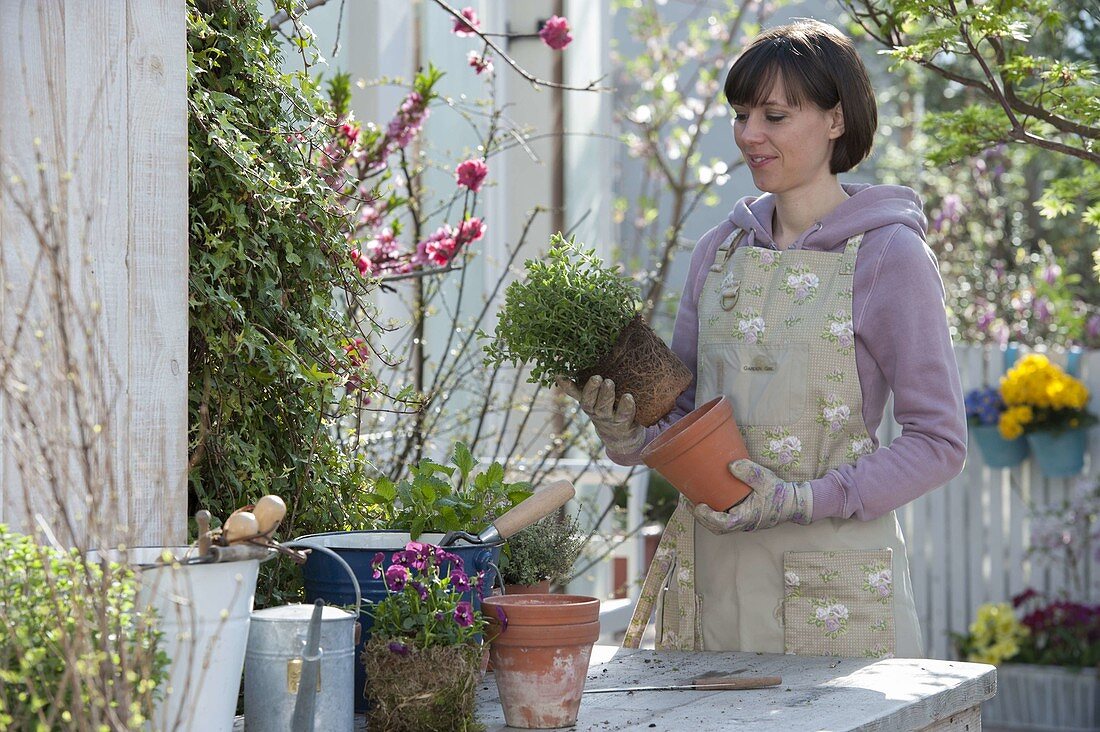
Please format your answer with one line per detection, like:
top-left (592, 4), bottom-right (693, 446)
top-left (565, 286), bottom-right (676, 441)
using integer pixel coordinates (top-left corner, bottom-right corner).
top-left (609, 183), bottom-right (967, 522)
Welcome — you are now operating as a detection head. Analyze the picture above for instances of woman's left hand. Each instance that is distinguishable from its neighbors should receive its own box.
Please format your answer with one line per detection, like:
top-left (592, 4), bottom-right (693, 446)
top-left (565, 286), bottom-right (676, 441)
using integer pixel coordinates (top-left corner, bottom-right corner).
top-left (691, 459), bottom-right (814, 533)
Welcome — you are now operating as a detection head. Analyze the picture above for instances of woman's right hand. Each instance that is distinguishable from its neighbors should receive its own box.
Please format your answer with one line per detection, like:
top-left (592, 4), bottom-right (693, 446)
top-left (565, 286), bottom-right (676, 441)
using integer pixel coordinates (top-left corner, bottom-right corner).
top-left (556, 375), bottom-right (646, 454)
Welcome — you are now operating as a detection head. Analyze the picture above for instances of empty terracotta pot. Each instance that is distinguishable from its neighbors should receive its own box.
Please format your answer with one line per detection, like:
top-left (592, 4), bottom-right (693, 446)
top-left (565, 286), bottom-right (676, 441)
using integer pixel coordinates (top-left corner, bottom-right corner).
top-left (483, 594), bottom-right (600, 729)
top-left (641, 395), bottom-right (751, 511)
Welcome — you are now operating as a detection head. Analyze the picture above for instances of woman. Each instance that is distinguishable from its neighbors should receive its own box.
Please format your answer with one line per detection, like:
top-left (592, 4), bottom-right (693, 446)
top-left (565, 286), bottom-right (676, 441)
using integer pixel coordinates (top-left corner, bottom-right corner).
top-left (559, 19), bottom-right (966, 657)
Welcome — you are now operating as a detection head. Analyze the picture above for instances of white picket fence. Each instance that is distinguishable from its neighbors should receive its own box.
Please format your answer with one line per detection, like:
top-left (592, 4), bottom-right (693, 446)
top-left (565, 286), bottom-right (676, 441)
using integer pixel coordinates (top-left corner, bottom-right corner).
top-left (888, 344), bottom-right (1099, 660)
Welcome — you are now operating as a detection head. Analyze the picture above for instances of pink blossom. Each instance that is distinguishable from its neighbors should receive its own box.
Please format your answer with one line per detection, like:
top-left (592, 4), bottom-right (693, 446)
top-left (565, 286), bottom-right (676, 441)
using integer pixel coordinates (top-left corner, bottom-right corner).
top-left (455, 158), bottom-right (489, 192)
top-left (350, 248), bottom-right (371, 276)
top-left (386, 92), bottom-right (430, 149)
top-left (452, 7), bottom-right (480, 37)
top-left (338, 122), bottom-right (359, 143)
top-left (1042, 264), bottom-right (1062, 285)
top-left (413, 225), bottom-right (458, 267)
top-left (358, 205), bottom-right (382, 229)
top-left (350, 228), bottom-right (408, 276)
top-left (467, 50), bottom-right (494, 76)
top-left (539, 15), bottom-right (572, 50)
top-left (455, 217), bottom-right (486, 246)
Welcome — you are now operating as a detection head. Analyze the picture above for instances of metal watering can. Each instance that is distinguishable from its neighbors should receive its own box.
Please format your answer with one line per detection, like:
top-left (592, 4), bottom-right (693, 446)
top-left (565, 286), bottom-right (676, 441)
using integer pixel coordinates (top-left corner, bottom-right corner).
top-left (244, 543), bottom-right (361, 732)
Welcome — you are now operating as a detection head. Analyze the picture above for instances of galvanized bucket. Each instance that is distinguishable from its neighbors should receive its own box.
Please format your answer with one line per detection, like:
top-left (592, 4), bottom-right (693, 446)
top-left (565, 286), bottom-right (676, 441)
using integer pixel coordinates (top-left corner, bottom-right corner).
top-left (244, 543), bottom-right (361, 732)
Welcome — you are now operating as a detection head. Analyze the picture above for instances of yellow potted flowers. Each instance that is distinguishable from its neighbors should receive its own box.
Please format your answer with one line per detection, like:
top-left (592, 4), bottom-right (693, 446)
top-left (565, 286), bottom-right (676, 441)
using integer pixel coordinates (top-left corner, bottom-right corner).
top-left (998, 353), bottom-right (1096, 477)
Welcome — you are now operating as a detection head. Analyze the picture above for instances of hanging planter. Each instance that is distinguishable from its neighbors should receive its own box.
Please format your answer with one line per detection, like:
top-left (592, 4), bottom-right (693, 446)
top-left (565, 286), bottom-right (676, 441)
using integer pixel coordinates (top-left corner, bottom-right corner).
top-left (483, 594), bottom-right (600, 729)
top-left (969, 424), bottom-right (1029, 469)
top-left (1026, 428), bottom-right (1089, 478)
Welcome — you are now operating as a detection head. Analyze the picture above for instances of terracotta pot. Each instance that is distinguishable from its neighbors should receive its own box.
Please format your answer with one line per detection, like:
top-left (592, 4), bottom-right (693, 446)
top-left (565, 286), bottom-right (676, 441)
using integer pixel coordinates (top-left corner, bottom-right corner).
top-left (641, 396), bottom-right (751, 511)
top-left (503, 580), bottom-right (552, 595)
top-left (483, 594), bottom-right (600, 729)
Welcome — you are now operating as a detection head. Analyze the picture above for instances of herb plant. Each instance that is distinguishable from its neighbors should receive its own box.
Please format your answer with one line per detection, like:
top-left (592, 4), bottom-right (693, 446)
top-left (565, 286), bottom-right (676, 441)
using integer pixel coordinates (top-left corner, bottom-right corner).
top-left (500, 514), bottom-right (585, 587)
top-left (0, 527), bottom-right (168, 729)
top-left (363, 442), bottom-right (533, 539)
top-left (484, 233), bottom-right (640, 388)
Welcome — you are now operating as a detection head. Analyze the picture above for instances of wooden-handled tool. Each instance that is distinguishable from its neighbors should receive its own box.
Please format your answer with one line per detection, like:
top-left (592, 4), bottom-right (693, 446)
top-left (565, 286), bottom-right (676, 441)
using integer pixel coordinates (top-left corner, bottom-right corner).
top-left (438, 479), bottom-right (575, 546)
top-left (584, 674), bottom-right (782, 694)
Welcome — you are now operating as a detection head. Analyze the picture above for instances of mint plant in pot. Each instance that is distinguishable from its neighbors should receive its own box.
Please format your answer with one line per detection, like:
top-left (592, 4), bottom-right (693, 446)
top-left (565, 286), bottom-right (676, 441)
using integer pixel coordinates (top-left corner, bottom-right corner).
top-left (484, 233), bottom-right (692, 426)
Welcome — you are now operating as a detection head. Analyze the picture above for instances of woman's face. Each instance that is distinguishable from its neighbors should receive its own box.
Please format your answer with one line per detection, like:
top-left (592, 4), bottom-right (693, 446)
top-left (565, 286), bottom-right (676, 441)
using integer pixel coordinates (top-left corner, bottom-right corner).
top-left (731, 74), bottom-right (844, 196)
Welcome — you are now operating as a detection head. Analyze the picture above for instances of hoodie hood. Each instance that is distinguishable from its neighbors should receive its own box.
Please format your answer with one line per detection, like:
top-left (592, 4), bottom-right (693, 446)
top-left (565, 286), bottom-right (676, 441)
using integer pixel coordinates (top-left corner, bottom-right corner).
top-left (727, 183), bottom-right (927, 252)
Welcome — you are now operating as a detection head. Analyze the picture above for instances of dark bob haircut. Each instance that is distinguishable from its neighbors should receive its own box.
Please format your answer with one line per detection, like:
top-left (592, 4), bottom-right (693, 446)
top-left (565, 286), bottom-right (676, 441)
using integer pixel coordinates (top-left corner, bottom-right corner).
top-left (724, 19), bottom-right (877, 174)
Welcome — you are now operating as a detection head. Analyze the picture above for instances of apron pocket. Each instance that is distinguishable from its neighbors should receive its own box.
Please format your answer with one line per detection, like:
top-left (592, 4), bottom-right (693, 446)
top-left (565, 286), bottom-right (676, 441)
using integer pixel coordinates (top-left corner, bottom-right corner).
top-left (782, 548), bottom-right (896, 658)
top-left (701, 342), bottom-right (809, 425)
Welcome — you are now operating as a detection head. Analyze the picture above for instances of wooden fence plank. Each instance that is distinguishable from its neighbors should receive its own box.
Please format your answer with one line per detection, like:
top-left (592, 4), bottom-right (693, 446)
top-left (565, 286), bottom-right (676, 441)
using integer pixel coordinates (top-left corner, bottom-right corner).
top-left (0, 0), bottom-right (186, 547)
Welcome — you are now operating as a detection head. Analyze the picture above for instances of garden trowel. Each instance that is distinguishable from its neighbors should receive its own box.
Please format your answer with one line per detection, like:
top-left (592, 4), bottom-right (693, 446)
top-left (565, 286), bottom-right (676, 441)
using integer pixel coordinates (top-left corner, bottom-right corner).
top-left (438, 479), bottom-right (575, 547)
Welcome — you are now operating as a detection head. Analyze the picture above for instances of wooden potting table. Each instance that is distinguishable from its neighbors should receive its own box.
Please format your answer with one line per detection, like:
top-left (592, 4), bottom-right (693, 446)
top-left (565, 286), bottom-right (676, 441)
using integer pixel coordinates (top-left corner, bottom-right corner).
top-left (474, 645), bottom-right (997, 731)
top-left (236, 644), bottom-right (996, 730)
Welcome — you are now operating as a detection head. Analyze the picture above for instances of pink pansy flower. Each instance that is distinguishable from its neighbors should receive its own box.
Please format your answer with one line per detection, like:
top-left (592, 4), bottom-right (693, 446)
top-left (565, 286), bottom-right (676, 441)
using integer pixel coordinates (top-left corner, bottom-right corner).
top-left (467, 49), bottom-right (494, 76)
top-left (455, 158), bottom-right (489, 192)
top-left (539, 15), bottom-right (572, 50)
top-left (452, 7), bottom-right (480, 37)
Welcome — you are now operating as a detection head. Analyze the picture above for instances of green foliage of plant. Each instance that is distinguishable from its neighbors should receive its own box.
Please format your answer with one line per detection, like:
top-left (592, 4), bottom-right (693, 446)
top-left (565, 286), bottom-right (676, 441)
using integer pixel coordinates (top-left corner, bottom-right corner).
top-left (187, 0), bottom-right (372, 604)
top-left (840, 0), bottom-right (1099, 244)
top-left (0, 527), bottom-right (168, 730)
top-left (499, 513), bottom-right (584, 586)
top-left (363, 443), bottom-right (533, 539)
top-left (484, 233), bottom-right (640, 388)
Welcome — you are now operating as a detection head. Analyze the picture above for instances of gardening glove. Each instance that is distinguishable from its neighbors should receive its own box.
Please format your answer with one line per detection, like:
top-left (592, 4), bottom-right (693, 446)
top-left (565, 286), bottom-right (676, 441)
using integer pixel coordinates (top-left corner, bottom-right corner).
top-left (692, 458), bottom-right (813, 534)
top-left (556, 374), bottom-right (646, 454)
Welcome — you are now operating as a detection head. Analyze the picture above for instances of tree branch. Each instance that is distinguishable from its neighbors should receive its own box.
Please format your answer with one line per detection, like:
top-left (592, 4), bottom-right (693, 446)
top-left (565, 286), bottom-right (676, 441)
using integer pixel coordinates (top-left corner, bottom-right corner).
top-left (268, 0), bottom-right (332, 29)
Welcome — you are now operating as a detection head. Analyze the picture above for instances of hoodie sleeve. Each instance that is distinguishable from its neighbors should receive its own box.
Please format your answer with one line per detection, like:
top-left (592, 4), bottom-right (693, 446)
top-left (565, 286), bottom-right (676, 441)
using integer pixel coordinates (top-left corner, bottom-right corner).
top-left (605, 221), bottom-right (733, 465)
top-left (810, 225), bottom-right (967, 521)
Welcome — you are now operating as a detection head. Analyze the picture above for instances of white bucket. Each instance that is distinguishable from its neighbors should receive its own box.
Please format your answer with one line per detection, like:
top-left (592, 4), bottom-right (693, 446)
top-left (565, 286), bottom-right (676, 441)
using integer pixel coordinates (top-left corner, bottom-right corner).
top-left (118, 547), bottom-right (260, 732)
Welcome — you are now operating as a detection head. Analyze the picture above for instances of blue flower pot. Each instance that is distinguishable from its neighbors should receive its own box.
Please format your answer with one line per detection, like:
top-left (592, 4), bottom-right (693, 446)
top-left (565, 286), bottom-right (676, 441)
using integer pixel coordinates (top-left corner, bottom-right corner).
top-left (969, 424), bottom-right (1029, 469)
top-left (1025, 428), bottom-right (1088, 478)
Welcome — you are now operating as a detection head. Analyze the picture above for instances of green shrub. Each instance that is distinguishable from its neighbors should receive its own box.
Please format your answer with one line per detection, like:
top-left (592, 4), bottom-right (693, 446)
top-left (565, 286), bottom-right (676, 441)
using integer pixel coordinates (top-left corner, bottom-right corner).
top-left (484, 233), bottom-right (640, 388)
top-left (187, 0), bottom-right (372, 604)
top-left (499, 513), bottom-right (584, 587)
top-left (0, 527), bottom-right (168, 730)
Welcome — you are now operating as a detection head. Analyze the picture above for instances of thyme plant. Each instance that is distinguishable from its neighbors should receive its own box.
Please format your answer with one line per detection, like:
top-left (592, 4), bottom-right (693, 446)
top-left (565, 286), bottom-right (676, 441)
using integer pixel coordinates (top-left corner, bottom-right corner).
top-left (484, 234), bottom-right (641, 389)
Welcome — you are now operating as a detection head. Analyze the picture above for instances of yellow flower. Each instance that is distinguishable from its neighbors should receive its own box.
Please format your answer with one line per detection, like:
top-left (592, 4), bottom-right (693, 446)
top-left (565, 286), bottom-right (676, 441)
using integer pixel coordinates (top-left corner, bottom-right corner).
top-left (964, 602), bottom-right (1026, 666)
top-left (998, 406), bottom-right (1031, 439)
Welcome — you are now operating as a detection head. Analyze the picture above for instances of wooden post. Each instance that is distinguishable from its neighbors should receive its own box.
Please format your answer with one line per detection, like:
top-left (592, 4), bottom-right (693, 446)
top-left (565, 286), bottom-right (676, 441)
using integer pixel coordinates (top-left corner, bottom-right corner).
top-left (0, 0), bottom-right (187, 546)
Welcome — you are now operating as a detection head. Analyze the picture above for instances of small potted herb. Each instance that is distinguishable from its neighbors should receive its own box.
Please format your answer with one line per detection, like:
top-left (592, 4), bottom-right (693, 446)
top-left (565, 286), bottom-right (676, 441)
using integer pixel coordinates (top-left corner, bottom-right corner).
top-left (484, 233), bottom-right (692, 426)
top-left (499, 513), bottom-right (584, 594)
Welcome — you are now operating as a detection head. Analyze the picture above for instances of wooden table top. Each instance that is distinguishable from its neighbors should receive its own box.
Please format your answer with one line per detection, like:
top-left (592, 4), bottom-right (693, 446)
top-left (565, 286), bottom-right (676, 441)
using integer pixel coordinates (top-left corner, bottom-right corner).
top-left (474, 645), bottom-right (997, 731)
top-left (236, 644), bottom-right (996, 731)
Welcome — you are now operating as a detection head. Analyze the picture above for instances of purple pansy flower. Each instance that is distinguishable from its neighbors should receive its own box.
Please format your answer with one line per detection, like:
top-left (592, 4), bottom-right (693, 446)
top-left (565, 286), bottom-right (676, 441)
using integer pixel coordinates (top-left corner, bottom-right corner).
top-left (450, 570), bottom-right (471, 593)
top-left (385, 564), bottom-right (409, 591)
top-left (454, 601), bottom-right (474, 628)
top-left (388, 641), bottom-right (409, 656)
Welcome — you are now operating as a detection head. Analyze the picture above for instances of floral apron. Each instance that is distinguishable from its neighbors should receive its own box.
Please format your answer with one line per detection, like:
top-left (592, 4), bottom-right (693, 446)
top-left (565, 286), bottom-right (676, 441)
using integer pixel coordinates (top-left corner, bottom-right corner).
top-left (624, 229), bottom-right (923, 658)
